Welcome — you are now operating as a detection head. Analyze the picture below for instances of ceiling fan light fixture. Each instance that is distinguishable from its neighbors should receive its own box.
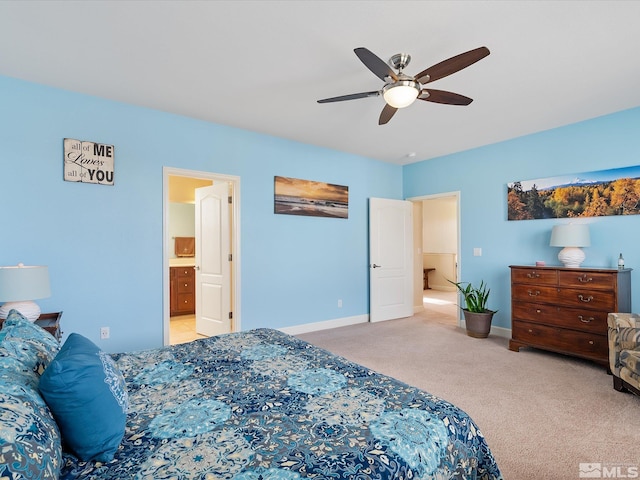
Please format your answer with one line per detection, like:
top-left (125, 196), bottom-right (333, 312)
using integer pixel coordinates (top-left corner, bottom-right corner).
top-left (382, 81), bottom-right (420, 108)
top-left (318, 46), bottom-right (490, 124)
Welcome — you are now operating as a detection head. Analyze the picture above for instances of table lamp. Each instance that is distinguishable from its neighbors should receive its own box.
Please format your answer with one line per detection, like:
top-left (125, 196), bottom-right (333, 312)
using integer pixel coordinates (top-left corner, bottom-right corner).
top-left (0, 264), bottom-right (51, 321)
top-left (549, 224), bottom-right (591, 268)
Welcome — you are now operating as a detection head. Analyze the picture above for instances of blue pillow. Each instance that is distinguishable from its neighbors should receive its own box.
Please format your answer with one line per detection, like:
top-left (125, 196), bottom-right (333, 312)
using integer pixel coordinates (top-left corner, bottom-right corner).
top-left (3, 309), bottom-right (59, 350)
top-left (0, 359), bottom-right (62, 479)
top-left (0, 349), bottom-right (40, 389)
top-left (39, 333), bottom-right (129, 462)
top-left (1, 309), bottom-right (60, 376)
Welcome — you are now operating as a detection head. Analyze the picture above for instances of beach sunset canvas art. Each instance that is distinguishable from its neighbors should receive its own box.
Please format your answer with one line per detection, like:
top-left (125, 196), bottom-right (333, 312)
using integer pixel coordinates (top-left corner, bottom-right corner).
top-left (274, 176), bottom-right (348, 218)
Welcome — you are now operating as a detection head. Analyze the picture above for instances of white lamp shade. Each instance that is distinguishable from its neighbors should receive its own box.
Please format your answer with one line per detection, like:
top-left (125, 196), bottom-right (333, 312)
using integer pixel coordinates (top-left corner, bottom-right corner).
top-left (0, 265), bottom-right (51, 321)
top-left (382, 82), bottom-right (420, 108)
top-left (549, 224), bottom-right (590, 247)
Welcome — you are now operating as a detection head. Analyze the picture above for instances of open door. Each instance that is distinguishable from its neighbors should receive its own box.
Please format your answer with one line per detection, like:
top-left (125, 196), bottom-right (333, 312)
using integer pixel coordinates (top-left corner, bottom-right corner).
top-left (369, 197), bottom-right (413, 322)
top-left (195, 183), bottom-right (231, 336)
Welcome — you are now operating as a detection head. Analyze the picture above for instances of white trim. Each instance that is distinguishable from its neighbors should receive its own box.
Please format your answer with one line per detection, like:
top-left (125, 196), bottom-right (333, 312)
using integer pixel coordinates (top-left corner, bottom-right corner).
top-left (277, 312), bottom-right (512, 339)
top-left (489, 325), bottom-right (512, 339)
top-left (458, 317), bottom-right (510, 337)
top-left (163, 167), bottom-right (241, 346)
top-left (278, 314), bottom-right (369, 336)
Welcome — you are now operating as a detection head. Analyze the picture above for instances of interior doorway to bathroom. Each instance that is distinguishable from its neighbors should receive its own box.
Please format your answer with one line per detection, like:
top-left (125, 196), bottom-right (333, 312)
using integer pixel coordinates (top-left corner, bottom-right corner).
top-left (163, 167), bottom-right (241, 345)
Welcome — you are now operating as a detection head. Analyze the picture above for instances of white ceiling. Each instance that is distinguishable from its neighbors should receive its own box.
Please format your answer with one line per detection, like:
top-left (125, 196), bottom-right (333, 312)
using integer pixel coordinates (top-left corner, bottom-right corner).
top-left (1, 1), bottom-right (639, 165)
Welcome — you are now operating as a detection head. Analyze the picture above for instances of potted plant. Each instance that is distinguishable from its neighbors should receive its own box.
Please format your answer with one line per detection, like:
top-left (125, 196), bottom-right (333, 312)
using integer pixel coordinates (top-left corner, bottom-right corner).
top-left (449, 279), bottom-right (496, 338)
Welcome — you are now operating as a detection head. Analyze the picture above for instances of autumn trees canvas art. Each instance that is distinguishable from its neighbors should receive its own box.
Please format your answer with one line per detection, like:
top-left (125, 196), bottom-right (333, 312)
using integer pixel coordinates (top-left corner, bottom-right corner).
top-left (507, 165), bottom-right (640, 220)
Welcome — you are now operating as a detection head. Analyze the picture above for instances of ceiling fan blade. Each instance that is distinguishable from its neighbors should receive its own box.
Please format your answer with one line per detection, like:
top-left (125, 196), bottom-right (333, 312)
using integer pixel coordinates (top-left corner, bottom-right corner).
top-left (317, 90), bottom-right (380, 103)
top-left (354, 47), bottom-right (398, 82)
top-left (415, 46), bottom-right (490, 84)
top-left (378, 104), bottom-right (398, 125)
top-left (419, 89), bottom-right (473, 105)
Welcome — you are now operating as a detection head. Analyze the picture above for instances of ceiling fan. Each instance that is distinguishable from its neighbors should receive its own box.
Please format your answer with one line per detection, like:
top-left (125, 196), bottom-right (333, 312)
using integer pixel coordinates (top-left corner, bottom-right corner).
top-left (317, 46), bottom-right (490, 125)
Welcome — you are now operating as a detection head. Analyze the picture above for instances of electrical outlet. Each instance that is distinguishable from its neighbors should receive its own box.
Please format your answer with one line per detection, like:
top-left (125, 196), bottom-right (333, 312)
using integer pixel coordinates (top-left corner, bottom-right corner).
top-left (473, 247), bottom-right (482, 257)
top-left (338, 299), bottom-right (343, 308)
top-left (100, 327), bottom-right (110, 339)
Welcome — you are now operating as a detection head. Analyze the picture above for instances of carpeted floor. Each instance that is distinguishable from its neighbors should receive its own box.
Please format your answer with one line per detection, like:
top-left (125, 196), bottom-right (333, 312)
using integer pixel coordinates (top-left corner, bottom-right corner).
top-left (298, 309), bottom-right (640, 480)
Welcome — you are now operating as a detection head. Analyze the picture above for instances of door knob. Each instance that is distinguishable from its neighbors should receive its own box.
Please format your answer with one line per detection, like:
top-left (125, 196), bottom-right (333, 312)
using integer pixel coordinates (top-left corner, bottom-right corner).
top-left (371, 264), bottom-right (382, 268)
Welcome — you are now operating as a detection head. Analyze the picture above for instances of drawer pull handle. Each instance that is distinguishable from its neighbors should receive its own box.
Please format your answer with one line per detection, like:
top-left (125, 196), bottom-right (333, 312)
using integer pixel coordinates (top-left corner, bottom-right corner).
top-left (528, 329), bottom-right (533, 333)
top-left (578, 275), bottom-right (593, 283)
top-left (526, 272), bottom-right (540, 279)
top-left (578, 294), bottom-right (594, 303)
top-left (578, 315), bottom-right (594, 323)
top-left (184, 283), bottom-right (188, 287)
top-left (588, 340), bottom-right (594, 345)
top-left (528, 290), bottom-right (541, 297)
top-left (536, 309), bottom-right (541, 314)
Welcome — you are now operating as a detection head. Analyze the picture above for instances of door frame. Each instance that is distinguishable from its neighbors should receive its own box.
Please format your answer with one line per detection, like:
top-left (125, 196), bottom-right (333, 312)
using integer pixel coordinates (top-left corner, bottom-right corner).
top-left (163, 167), bottom-right (241, 345)
top-left (408, 190), bottom-right (462, 327)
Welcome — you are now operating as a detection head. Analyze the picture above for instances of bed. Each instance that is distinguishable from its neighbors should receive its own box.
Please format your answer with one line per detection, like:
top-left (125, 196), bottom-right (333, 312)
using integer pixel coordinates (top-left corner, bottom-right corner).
top-left (1, 311), bottom-right (502, 480)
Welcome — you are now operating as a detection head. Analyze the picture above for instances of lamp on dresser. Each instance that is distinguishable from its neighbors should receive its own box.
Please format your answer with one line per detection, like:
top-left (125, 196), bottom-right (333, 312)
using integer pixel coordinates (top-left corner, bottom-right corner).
top-left (0, 264), bottom-right (51, 321)
top-left (550, 223), bottom-right (590, 268)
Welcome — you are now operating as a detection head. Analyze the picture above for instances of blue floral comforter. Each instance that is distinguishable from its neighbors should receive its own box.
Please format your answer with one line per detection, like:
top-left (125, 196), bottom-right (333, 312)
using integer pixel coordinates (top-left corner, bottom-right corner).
top-left (60, 328), bottom-right (502, 479)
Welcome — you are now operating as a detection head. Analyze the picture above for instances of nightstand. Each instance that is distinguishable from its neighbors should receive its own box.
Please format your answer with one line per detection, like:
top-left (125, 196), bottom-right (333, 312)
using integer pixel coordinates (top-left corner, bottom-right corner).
top-left (35, 312), bottom-right (63, 341)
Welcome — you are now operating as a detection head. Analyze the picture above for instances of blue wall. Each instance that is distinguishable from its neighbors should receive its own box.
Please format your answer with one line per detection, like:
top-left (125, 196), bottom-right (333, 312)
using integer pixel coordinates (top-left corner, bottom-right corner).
top-left (3, 74), bottom-right (639, 349)
top-left (0, 76), bottom-right (402, 352)
top-left (404, 107), bottom-right (640, 329)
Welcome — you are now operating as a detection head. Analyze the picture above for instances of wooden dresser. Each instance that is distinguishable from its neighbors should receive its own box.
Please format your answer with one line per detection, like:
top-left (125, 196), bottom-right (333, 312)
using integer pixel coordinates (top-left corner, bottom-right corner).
top-left (509, 265), bottom-right (632, 367)
top-left (170, 266), bottom-right (195, 316)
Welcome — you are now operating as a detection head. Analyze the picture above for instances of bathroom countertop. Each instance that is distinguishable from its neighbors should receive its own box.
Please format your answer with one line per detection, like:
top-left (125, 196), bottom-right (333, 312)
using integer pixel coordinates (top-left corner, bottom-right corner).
top-left (169, 258), bottom-right (195, 267)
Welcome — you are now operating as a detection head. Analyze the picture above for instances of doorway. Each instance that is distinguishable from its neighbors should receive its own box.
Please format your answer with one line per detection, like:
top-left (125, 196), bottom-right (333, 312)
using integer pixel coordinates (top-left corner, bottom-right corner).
top-left (411, 192), bottom-right (461, 327)
top-left (163, 167), bottom-right (241, 345)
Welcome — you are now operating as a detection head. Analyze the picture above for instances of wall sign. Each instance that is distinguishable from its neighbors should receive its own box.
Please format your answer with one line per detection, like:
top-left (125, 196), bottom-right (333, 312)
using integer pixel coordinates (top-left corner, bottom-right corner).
top-left (63, 138), bottom-right (114, 185)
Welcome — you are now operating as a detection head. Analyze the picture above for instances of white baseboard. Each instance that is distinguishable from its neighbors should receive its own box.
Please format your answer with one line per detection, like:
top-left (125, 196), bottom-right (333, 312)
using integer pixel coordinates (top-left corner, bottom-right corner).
top-left (489, 325), bottom-right (511, 339)
top-left (278, 313), bottom-right (512, 340)
top-left (429, 285), bottom-right (457, 292)
top-left (278, 314), bottom-right (369, 336)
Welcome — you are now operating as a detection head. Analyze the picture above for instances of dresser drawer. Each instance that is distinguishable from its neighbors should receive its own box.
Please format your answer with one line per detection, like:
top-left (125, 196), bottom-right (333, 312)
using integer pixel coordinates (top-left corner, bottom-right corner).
top-left (512, 321), bottom-right (607, 359)
top-left (557, 271), bottom-right (614, 290)
top-left (512, 303), bottom-right (607, 334)
top-left (557, 307), bottom-right (608, 333)
top-left (557, 287), bottom-right (615, 311)
top-left (511, 268), bottom-right (557, 286)
top-left (512, 284), bottom-right (558, 303)
top-left (175, 267), bottom-right (194, 279)
top-left (512, 302), bottom-right (558, 324)
top-left (177, 279), bottom-right (194, 294)
top-left (176, 293), bottom-right (194, 310)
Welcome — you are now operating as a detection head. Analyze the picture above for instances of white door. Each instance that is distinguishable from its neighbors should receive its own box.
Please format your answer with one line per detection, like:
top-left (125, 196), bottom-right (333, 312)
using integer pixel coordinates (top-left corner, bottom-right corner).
top-left (195, 183), bottom-right (231, 336)
top-left (369, 197), bottom-right (413, 322)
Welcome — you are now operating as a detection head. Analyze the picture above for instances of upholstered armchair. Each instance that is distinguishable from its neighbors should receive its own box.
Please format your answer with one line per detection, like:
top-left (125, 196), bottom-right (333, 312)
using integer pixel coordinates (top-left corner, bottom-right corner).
top-left (607, 312), bottom-right (640, 396)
